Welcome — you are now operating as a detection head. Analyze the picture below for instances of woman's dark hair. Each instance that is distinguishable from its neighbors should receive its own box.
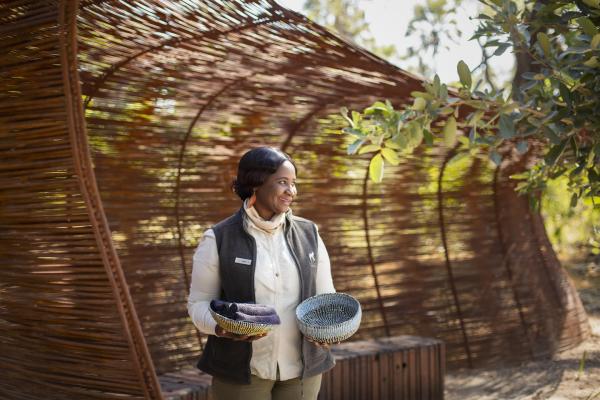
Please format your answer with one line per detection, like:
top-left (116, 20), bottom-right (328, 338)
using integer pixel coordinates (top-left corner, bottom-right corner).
top-left (232, 147), bottom-right (297, 200)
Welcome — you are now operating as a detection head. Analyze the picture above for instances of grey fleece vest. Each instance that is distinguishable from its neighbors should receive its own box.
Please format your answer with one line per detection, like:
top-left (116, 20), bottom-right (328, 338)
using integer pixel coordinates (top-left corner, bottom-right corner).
top-left (196, 207), bottom-right (335, 384)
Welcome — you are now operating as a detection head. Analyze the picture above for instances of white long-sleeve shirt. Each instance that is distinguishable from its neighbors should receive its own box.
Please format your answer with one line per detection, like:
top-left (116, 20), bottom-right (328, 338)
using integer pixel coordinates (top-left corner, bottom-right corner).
top-left (187, 218), bottom-right (335, 381)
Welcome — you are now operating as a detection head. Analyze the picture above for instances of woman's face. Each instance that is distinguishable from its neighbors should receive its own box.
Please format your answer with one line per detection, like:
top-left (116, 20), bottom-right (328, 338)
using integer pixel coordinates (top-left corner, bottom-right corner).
top-left (253, 160), bottom-right (297, 220)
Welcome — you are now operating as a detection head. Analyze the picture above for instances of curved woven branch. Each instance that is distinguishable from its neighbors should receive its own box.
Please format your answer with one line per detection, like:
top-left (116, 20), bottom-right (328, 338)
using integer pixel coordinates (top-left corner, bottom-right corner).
top-left (58, 1), bottom-right (163, 398)
top-left (437, 146), bottom-right (473, 368)
top-left (82, 16), bottom-right (283, 109)
top-left (361, 161), bottom-right (391, 337)
top-left (492, 164), bottom-right (533, 359)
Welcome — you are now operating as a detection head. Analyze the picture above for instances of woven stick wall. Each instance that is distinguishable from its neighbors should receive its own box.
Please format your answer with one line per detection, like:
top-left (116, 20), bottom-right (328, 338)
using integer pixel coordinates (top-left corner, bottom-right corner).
top-left (0, 0), bottom-right (590, 399)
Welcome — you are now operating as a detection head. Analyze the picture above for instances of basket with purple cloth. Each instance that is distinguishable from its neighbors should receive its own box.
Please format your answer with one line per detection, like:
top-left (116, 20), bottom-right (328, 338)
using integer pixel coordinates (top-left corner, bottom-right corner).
top-left (295, 293), bottom-right (362, 344)
top-left (209, 300), bottom-right (281, 336)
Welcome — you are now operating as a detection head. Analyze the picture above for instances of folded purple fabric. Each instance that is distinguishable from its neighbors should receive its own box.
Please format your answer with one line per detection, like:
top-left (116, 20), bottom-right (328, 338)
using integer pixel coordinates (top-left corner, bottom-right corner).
top-left (210, 300), bottom-right (236, 319)
top-left (234, 311), bottom-right (281, 325)
top-left (230, 303), bottom-right (277, 316)
top-left (210, 299), bottom-right (280, 324)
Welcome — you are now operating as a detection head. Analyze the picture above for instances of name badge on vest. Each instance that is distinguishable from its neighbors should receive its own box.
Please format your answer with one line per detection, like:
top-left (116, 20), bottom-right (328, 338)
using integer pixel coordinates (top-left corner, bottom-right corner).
top-left (234, 257), bottom-right (252, 266)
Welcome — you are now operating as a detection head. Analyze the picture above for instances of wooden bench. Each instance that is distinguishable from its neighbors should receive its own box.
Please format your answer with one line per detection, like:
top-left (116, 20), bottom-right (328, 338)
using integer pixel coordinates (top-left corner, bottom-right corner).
top-left (160, 335), bottom-right (445, 400)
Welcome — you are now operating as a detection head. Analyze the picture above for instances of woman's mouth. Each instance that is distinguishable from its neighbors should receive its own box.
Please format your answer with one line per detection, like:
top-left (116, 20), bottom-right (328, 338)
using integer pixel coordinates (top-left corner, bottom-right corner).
top-left (279, 197), bottom-right (293, 206)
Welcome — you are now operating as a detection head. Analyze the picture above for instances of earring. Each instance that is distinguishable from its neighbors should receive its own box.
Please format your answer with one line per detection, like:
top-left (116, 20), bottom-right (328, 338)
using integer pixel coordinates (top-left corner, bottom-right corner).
top-left (247, 190), bottom-right (257, 208)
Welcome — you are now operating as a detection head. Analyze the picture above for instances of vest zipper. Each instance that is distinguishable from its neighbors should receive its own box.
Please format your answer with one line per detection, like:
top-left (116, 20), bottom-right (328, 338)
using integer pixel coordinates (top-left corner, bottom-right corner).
top-left (283, 229), bottom-right (306, 379)
top-left (241, 216), bottom-right (257, 383)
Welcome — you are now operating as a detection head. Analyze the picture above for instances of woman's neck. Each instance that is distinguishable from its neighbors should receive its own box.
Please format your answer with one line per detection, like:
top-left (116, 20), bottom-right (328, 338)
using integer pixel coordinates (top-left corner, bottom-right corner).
top-left (252, 204), bottom-right (274, 221)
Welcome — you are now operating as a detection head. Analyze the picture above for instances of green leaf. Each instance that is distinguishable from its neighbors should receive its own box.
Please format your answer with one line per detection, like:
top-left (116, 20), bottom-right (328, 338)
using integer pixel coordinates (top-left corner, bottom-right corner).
top-left (381, 148), bottom-right (400, 165)
top-left (407, 123), bottom-right (424, 148)
top-left (342, 127), bottom-right (366, 138)
top-left (559, 83), bottom-right (572, 110)
top-left (364, 101), bottom-right (388, 115)
top-left (433, 75), bottom-right (441, 96)
top-left (570, 193), bottom-right (579, 208)
top-left (509, 172), bottom-right (529, 180)
top-left (549, 167), bottom-right (567, 179)
top-left (384, 139), bottom-right (402, 150)
top-left (443, 116), bottom-right (457, 147)
top-left (458, 136), bottom-right (470, 146)
top-left (369, 154), bottom-right (384, 183)
top-left (392, 132), bottom-right (408, 148)
top-left (544, 125), bottom-right (561, 145)
top-left (412, 97), bottom-right (427, 111)
top-left (347, 138), bottom-right (365, 155)
top-left (587, 147), bottom-right (596, 168)
top-left (584, 56), bottom-right (599, 68)
top-left (516, 141), bottom-right (528, 154)
top-left (411, 91), bottom-right (434, 100)
top-left (562, 46), bottom-right (592, 55)
top-left (340, 107), bottom-right (354, 128)
top-left (500, 103), bottom-right (519, 114)
top-left (490, 150), bottom-right (502, 166)
top-left (439, 83), bottom-right (449, 100)
top-left (570, 164), bottom-right (585, 177)
top-left (592, 33), bottom-right (600, 50)
top-left (351, 111), bottom-right (362, 126)
top-left (578, 17), bottom-right (598, 37)
top-left (438, 107), bottom-right (454, 116)
top-left (457, 60), bottom-right (472, 89)
top-left (498, 114), bottom-right (516, 139)
top-left (520, 79), bottom-right (538, 91)
top-left (588, 167), bottom-right (600, 182)
top-left (537, 32), bottom-right (551, 57)
top-left (494, 43), bottom-right (511, 56)
top-left (529, 195), bottom-right (540, 211)
top-left (423, 129), bottom-right (434, 146)
top-left (544, 139), bottom-right (568, 166)
top-left (358, 144), bottom-right (381, 155)
top-left (570, 136), bottom-right (579, 158)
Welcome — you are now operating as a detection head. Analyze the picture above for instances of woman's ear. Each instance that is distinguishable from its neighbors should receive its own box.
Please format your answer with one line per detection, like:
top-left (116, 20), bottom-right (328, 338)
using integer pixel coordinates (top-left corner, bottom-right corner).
top-left (247, 189), bottom-right (257, 207)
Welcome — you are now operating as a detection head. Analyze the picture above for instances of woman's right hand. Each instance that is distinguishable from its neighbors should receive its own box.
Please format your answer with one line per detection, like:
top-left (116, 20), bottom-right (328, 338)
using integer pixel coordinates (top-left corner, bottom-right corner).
top-left (214, 325), bottom-right (267, 341)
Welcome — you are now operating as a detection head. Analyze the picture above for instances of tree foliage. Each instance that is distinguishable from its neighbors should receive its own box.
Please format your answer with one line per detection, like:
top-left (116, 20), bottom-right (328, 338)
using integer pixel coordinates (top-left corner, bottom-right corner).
top-left (302, 0), bottom-right (397, 59)
top-left (340, 0), bottom-right (600, 208)
top-left (401, 0), bottom-right (468, 78)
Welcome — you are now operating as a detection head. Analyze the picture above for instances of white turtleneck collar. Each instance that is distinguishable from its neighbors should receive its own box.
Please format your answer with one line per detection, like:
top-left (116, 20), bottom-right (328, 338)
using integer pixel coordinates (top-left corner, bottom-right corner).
top-left (243, 199), bottom-right (290, 234)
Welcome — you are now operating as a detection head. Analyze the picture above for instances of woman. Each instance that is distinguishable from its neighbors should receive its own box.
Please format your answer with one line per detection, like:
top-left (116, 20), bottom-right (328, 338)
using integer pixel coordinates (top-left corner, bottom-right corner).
top-left (187, 146), bottom-right (336, 400)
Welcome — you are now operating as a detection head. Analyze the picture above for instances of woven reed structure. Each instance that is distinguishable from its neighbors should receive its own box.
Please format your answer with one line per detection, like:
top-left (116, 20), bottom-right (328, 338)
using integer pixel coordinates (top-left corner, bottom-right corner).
top-left (0, 0), bottom-right (590, 398)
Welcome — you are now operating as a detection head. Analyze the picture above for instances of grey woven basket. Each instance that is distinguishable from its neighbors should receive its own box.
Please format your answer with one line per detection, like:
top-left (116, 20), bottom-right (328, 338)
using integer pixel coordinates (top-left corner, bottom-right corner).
top-left (296, 293), bottom-right (362, 344)
top-left (209, 308), bottom-right (276, 336)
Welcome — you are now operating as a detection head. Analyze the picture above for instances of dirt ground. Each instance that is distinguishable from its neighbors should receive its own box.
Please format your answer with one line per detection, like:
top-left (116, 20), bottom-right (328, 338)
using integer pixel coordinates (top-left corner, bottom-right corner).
top-left (445, 259), bottom-right (600, 400)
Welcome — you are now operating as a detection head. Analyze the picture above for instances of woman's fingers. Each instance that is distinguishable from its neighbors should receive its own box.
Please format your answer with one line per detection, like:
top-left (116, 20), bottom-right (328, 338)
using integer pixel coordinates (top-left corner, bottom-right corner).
top-left (215, 326), bottom-right (268, 342)
top-left (307, 338), bottom-right (331, 348)
top-left (247, 333), bottom-right (267, 341)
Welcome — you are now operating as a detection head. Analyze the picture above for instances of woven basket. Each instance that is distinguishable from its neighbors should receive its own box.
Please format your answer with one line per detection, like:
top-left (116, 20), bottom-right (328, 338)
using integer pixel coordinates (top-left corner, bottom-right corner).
top-left (209, 308), bottom-right (276, 336)
top-left (296, 293), bottom-right (362, 344)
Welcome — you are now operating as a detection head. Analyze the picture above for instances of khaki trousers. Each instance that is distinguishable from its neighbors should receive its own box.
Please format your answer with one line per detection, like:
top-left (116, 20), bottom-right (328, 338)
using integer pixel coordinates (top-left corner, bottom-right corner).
top-left (212, 373), bottom-right (322, 400)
